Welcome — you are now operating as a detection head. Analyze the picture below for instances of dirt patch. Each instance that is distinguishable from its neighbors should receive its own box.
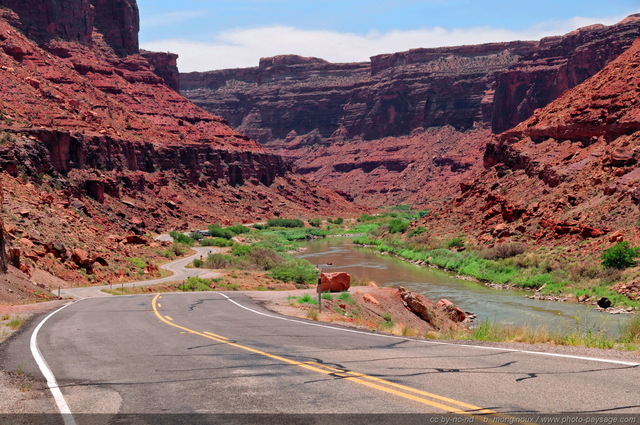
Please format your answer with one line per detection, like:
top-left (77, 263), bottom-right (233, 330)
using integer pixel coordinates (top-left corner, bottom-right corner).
top-left (248, 284), bottom-right (470, 337)
top-left (0, 369), bottom-right (56, 414)
top-left (0, 266), bottom-right (60, 306)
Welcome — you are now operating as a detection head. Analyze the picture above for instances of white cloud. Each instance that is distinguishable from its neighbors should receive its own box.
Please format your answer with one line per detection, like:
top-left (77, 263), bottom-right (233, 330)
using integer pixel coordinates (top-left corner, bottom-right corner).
top-left (140, 13), bottom-right (636, 72)
top-left (142, 10), bottom-right (206, 28)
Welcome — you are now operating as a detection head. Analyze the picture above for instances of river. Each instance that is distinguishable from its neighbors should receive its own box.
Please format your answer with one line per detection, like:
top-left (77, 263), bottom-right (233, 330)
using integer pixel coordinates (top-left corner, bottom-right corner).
top-left (297, 238), bottom-right (631, 336)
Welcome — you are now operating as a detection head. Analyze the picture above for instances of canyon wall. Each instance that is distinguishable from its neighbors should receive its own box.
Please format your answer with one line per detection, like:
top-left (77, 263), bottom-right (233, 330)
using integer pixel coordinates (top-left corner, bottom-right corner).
top-left (182, 16), bottom-right (640, 144)
top-left (0, 0), bottom-right (139, 55)
top-left (419, 36), bottom-right (640, 249)
top-left (181, 16), bottom-right (640, 208)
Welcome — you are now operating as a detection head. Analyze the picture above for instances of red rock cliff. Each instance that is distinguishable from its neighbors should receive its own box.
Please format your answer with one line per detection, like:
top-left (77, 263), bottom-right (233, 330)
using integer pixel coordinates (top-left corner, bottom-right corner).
top-left (420, 36), bottom-right (640, 248)
top-left (181, 16), bottom-right (640, 208)
top-left (491, 16), bottom-right (640, 133)
top-left (0, 0), bottom-right (139, 56)
top-left (181, 17), bottom-right (640, 144)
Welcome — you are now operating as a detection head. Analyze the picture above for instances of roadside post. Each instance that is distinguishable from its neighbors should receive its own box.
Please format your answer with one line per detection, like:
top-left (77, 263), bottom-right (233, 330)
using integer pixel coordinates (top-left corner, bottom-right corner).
top-left (316, 266), bottom-right (322, 311)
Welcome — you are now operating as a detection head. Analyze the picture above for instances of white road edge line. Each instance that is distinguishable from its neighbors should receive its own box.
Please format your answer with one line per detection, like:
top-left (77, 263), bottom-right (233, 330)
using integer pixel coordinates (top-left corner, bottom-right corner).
top-left (217, 293), bottom-right (640, 367)
top-left (30, 302), bottom-right (78, 425)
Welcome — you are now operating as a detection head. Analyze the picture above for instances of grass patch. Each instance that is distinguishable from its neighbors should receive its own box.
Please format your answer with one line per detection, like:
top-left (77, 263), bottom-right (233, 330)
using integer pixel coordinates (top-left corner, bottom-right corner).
top-left (353, 233), bottom-right (640, 309)
top-left (435, 318), bottom-right (639, 350)
top-left (289, 293), bottom-right (318, 305)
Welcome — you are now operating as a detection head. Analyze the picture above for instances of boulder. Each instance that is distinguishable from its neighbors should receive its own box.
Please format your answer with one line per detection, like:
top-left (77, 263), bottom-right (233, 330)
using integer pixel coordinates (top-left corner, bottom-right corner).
top-left (46, 241), bottom-right (67, 258)
top-left (125, 234), bottom-right (148, 245)
top-left (320, 272), bottom-right (350, 292)
top-left (437, 299), bottom-right (466, 322)
top-left (363, 293), bottom-right (380, 305)
top-left (398, 286), bottom-right (436, 327)
top-left (597, 297), bottom-right (612, 309)
top-left (71, 248), bottom-right (92, 268)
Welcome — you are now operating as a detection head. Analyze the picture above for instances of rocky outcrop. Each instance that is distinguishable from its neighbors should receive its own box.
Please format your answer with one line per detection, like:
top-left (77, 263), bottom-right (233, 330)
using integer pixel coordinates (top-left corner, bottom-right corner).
top-left (0, 0), bottom-right (139, 55)
top-left (91, 0), bottom-right (139, 56)
top-left (491, 16), bottom-right (640, 133)
top-left (0, 0), bottom-right (94, 45)
top-left (141, 50), bottom-right (179, 91)
top-left (418, 36), bottom-right (640, 247)
top-left (182, 42), bottom-right (537, 143)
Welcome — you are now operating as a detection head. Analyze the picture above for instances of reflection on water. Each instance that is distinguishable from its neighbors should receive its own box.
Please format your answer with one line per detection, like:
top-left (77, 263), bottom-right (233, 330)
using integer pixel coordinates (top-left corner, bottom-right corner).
top-left (297, 238), bottom-right (629, 336)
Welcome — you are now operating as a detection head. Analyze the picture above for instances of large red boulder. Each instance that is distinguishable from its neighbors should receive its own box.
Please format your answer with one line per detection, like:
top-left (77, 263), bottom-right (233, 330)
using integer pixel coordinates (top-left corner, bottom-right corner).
top-left (320, 272), bottom-right (350, 293)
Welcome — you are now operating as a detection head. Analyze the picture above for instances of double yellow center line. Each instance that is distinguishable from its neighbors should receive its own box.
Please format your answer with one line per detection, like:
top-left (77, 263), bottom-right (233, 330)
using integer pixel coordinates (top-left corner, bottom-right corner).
top-left (152, 294), bottom-right (508, 418)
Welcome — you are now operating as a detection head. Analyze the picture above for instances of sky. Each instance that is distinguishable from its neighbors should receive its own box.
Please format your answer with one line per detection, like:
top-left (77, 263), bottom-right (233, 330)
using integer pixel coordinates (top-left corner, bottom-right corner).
top-left (137, 0), bottom-right (640, 72)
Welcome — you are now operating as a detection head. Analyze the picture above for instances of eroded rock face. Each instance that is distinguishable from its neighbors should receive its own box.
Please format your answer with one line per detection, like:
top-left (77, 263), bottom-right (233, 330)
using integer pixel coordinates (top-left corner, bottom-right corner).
top-left (181, 43), bottom-right (537, 143)
top-left (0, 0), bottom-right (94, 45)
top-left (91, 0), bottom-right (139, 56)
top-left (0, 0), bottom-right (140, 55)
top-left (142, 51), bottom-right (179, 91)
top-left (181, 15), bottom-right (640, 209)
top-left (491, 17), bottom-right (640, 133)
top-left (417, 37), bottom-right (640, 248)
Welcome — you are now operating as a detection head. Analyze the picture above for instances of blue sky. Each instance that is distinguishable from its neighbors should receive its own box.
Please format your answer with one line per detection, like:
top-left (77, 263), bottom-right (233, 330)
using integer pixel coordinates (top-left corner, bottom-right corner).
top-left (137, 0), bottom-right (640, 72)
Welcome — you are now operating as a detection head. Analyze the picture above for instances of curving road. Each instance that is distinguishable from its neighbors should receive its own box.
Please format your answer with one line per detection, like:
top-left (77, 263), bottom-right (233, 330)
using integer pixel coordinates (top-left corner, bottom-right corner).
top-left (1, 291), bottom-right (639, 423)
top-left (2, 244), bottom-right (639, 423)
top-left (59, 247), bottom-right (221, 299)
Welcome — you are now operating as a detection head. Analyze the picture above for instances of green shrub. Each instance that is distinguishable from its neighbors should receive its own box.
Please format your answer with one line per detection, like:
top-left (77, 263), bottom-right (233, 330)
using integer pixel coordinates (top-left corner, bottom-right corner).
top-left (161, 242), bottom-right (189, 258)
top-left (330, 217), bottom-right (344, 225)
top-left (247, 247), bottom-right (284, 270)
top-left (200, 238), bottom-right (233, 247)
top-left (296, 293), bottom-right (318, 305)
top-left (308, 218), bottom-right (321, 227)
top-left (337, 292), bottom-right (355, 305)
top-left (266, 218), bottom-right (305, 228)
top-left (446, 237), bottom-right (465, 249)
top-left (357, 214), bottom-right (374, 222)
top-left (232, 244), bottom-right (253, 256)
top-left (169, 231), bottom-right (195, 246)
top-left (127, 257), bottom-right (146, 269)
top-left (387, 219), bottom-right (408, 234)
top-left (268, 259), bottom-right (318, 284)
top-left (179, 277), bottom-right (213, 291)
top-left (193, 259), bottom-right (202, 268)
top-left (408, 226), bottom-right (427, 237)
top-left (189, 232), bottom-right (204, 241)
top-left (227, 225), bottom-right (250, 235)
top-left (601, 241), bottom-right (639, 270)
top-left (202, 253), bottom-right (235, 269)
top-left (207, 225), bottom-right (235, 239)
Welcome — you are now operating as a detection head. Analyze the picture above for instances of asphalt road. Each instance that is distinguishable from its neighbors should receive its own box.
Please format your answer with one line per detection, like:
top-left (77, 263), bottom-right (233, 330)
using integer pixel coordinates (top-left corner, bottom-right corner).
top-left (58, 247), bottom-right (221, 299)
top-left (2, 291), bottom-right (639, 424)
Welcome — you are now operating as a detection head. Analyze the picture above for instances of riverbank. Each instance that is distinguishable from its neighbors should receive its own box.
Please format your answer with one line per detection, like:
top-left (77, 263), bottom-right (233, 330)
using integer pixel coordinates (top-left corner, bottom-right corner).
top-left (352, 235), bottom-right (640, 311)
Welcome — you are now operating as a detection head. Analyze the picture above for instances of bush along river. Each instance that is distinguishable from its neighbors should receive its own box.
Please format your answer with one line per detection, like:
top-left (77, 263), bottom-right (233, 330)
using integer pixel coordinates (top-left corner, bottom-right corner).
top-left (297, 238), bottom-right (631, 337)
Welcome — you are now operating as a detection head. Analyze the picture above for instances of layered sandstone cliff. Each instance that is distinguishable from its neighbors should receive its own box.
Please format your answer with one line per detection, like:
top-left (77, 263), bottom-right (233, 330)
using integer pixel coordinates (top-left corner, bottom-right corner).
top-left (0, 0), bottom-right (139, 55)
top-left (0, 1), bottom-right (361, 291)
top-left (181, 16), bottom-right (640, 208)
top-left (182, 17), bottom-right (640, 141)
top-left (420, 36), bottom-right (640, 248)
